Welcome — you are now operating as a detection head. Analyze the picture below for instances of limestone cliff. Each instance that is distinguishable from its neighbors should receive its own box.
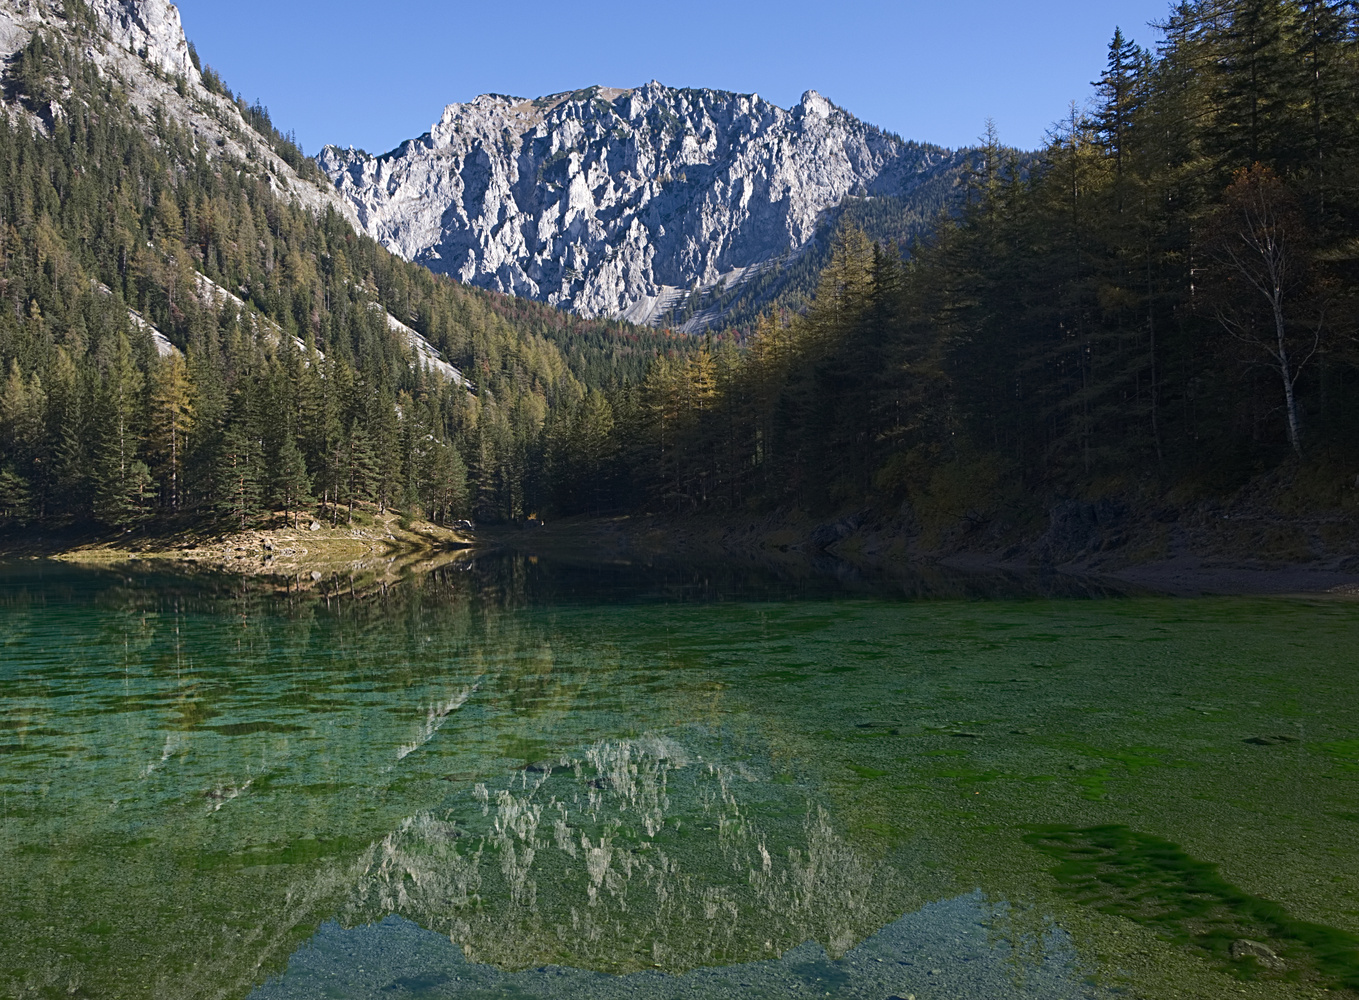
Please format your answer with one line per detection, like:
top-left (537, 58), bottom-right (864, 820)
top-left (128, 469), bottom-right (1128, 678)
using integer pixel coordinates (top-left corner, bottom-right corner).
top-left (320, 84), bottom-right (968, 326)
top-left (0, 0), bottom-right (352, 222)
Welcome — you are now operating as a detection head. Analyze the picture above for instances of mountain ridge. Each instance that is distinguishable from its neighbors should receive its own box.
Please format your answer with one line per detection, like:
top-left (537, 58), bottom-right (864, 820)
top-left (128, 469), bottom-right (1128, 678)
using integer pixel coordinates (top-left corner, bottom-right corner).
top-left (0, 0), bottom-right (481, 384)
top-left (320, 82), bottom-right (971, 327)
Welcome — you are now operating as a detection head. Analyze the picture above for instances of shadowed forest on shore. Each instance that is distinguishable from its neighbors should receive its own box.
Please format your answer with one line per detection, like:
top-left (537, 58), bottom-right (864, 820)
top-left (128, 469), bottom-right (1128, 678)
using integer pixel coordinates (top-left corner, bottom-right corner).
top-left (2, 0), bottom-right (1358, 562)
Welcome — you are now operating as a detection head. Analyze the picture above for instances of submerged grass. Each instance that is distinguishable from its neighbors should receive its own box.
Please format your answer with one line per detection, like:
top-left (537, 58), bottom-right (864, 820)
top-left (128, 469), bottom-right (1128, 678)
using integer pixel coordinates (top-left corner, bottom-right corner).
top-left (5, 567), bottom-right (1359, 999)
top-left (1024, 825), bottom-right (1359, 990)
top-left (1322, 740), bottom-right (1359, 771)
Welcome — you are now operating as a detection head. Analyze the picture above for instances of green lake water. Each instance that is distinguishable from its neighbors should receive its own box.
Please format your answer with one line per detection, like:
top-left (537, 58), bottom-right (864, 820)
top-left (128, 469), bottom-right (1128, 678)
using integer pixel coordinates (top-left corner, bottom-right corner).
top-left (1, 555), bottom-right (1357, 999)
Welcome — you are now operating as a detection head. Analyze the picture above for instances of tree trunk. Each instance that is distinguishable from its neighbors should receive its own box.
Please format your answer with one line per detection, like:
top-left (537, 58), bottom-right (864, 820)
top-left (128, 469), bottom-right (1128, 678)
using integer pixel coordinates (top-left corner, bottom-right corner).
top-left (1273, 299), bottom-right (1303, 457)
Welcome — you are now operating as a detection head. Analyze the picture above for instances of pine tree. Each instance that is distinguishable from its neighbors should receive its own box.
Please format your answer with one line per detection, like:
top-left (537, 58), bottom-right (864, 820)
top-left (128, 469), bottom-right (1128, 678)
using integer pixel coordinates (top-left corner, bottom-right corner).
top-left (273, 434), bottom-right (312, 529)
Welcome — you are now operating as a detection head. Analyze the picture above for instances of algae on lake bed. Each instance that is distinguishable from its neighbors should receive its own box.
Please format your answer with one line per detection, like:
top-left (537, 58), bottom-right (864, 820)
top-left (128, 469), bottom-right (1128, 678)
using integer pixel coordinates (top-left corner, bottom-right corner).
top-left (0, 558), bottom-right (1357, 999)
top-left (1026, 824), bottom-right (1359, 991)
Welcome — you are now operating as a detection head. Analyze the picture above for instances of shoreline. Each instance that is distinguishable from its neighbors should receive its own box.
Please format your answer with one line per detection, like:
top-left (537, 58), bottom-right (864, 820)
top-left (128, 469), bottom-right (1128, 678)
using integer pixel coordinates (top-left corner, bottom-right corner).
top-left (3, 511), bottom-right (1358, 600)
top-left (0, 511), bottom-right (482, 593)
top-left (484, 513), bottom-right (1359, 600)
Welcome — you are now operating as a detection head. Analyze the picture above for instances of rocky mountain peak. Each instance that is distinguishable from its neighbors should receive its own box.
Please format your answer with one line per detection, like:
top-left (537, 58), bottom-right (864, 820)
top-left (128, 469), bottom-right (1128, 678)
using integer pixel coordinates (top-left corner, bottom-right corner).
top-left (86, 0), bottom-right (197, 81)
top-left (321, 82), bottom-right (967, 327)
top-left (799, 90), bottom-right (832, 118)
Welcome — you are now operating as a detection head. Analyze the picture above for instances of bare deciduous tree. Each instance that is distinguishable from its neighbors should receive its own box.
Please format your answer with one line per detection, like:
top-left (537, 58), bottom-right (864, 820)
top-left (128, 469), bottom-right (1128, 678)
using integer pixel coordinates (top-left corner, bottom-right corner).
top-left (1208, 165), bottom-right (1322, 457)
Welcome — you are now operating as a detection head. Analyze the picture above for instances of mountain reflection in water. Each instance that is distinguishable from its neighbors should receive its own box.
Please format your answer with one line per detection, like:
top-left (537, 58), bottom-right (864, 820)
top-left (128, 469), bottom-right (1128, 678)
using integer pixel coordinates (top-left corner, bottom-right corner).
top-left (1, 556), bottom-right (1356, 1000)
top-left (255, 893), bottom-right (1091, 999)
top-left (343, 732), bottom-right (886, 971)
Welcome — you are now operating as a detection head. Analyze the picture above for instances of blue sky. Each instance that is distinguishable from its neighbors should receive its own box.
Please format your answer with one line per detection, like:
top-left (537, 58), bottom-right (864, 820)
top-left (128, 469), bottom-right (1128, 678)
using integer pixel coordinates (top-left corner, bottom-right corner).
top-left (175, 0), bottom-right (1173, 156)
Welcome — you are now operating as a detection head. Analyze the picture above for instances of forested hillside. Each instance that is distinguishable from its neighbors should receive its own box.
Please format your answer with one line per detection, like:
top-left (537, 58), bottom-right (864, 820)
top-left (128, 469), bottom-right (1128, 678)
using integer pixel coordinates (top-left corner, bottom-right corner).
top-left (0, 8), bottom-right (682, 535)
top-left (686, 139), bottom-right (1012, 336)
top-left (4, 0), bottom-right (1357, 557)
top-left (556, 0), bottom-right (1359, 547)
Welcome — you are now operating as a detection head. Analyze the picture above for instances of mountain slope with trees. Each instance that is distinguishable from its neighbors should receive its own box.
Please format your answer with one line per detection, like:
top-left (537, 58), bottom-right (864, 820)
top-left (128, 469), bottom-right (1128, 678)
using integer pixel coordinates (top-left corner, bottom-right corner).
top-left (551, 0), bottom-right (1359, 567)
top-left (0, 0), bottom-right (687, 539)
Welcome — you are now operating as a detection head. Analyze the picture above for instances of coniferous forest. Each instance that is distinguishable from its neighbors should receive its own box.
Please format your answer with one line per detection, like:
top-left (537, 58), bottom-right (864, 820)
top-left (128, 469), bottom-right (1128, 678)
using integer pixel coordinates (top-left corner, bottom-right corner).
top-left (581, 0), bottom-right (1359, 536)
top-left (2, 0), bottom-right (1359, 550)
top-left (0, 19), bottom-right (684, 534)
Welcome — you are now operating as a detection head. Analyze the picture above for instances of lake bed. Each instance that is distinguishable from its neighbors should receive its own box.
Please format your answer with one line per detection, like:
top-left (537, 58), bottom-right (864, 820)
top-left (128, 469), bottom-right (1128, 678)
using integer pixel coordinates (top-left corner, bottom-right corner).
top-left (1, 556), bottom-right (1356, 999)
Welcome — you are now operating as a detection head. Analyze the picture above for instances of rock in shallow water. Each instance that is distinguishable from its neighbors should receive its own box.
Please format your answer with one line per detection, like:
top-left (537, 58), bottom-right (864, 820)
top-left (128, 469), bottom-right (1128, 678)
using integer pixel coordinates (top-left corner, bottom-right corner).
top-left (1229, 938), bottom-right (1286, 970)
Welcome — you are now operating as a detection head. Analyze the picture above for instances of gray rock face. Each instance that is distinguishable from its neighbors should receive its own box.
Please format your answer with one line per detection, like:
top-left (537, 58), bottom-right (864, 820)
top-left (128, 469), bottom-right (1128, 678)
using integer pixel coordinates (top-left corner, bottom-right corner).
top-left (85, 0), bottom-right (198, 81)
top-left (320, 84), bottom-right (965, 324)
top-left (0, 0), bottom-right (471, 382)
top-left (0, 0), bottom-right (353, 224)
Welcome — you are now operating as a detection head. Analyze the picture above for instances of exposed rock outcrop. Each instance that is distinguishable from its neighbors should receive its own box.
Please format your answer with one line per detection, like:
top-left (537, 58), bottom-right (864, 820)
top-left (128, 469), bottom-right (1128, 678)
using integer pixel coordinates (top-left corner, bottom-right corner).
top-left (91, 281), bottom-right (177, 357)
top-left (320, 84), bottom-right (967, 325)
top-left (370, 304), bottom-right (468, 386)
top-left (0, 0), bottom-right (466, 383)
top-left (1037, 499), bottom-right (1128, 564)
top-left (0, 0), bottom-right (354, 223)
top-left (85, 0), bottom-right (197, 80)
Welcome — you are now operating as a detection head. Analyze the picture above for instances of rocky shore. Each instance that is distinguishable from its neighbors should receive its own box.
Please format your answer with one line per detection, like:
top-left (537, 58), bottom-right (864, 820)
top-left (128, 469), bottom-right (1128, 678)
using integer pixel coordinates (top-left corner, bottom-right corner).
top-left (5, 497), bottom-right (1357, 600)
top-left (0, 511), bottom-right (479, 593)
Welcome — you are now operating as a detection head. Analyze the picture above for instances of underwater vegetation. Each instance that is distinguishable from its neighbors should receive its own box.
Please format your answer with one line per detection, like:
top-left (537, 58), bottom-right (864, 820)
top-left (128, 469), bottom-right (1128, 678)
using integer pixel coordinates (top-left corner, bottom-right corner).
top-left (1026, 825), bottom-right (1359, 990)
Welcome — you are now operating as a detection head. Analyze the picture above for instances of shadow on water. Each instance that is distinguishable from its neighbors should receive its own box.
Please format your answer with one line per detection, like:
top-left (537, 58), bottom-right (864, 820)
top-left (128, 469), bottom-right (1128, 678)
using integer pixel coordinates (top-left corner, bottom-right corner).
top-left (1026, 826), bottom-right (1359, 990)
top-left (0, 547), bottom-right (1138, 620)
top-left (454, 546), bottom-right (1142, 607)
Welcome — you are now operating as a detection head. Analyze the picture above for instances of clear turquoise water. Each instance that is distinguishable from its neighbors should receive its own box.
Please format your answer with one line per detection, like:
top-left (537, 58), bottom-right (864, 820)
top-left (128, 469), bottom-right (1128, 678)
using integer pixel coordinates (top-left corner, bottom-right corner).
top-left (1, 557), bottom-right (1357, 999)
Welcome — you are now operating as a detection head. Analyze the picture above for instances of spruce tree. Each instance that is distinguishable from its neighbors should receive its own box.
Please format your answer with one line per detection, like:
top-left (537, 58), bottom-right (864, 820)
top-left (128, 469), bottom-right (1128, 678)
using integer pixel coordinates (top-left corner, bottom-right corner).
top-left (214, 420), bottom-right (264, 530)
top-left (371, 391), bottom-right (402, 513)
top-left (1093, 28), bottom-right (1147, 206)
top-left (0, 359), bottom-right (45, 511)
top-left (1214, 0), bottom-right (1290, 167)
top-left (92, 333), bottom-right (153, 530)
top-left (45, 346), bottom-right (88, 519)
top-left (214, 388), bottom-right (265, 530)
top-left (0, 466), bottom-right (32, 526)
top-left (273, 434), bottom-right (312, 529)
top-left (575, 389), bottom-right (616, 514)
top-left (343, 418), bottom-right (377, 524)
top-left (149, 352), bottom-right (194, 511)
